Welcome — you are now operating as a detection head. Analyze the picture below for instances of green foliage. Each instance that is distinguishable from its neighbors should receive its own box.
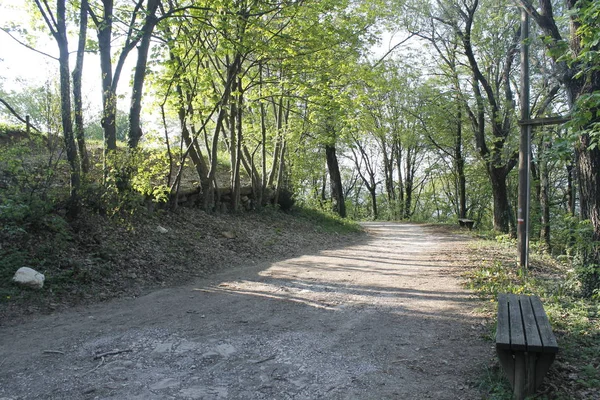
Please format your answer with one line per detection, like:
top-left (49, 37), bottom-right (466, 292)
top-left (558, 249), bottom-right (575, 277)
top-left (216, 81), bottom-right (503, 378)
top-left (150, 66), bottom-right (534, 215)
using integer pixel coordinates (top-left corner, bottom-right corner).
top-left (0, 128), bottom-right (67, 225)
top-left (129, 149), bottom-right (171, 203)
top-left (551, 215), bottom-right (600, 298)
top-left (562, 0), bottom-right (600, 149)
top-left (84, 148), bottom-right (171, 217)
top-left (466, 258), bottom-right (535, 298)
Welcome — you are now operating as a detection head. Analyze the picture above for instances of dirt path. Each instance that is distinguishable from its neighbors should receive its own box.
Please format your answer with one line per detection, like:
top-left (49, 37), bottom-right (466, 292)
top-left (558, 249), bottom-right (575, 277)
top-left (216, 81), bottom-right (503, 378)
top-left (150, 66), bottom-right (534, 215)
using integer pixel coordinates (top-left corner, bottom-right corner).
top-left (0, 223), bottom-right (492, 399)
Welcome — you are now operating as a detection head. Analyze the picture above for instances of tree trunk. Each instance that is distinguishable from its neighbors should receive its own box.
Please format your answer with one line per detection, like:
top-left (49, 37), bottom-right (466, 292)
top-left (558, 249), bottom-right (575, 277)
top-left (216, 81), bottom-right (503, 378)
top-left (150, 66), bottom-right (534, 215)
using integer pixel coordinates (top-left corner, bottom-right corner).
top-left (128, 0), bottom-right (159, 149)
top-left (72, 0), bottom-right (89, 174)
top-left (539, 153), bottom-right (551, 252)
top-left (566, 162), bottom-right (576, 216)
top-left (455, 108), bottom-right (466, 219)
top-left (259, 89), bottom-right (267, 208)
top-left (404, 148), bottom-right (414, 220)
top-left (369, 187), bottom-right (378, 220)
top-left (489, 167), bottom-right (513, 234)
top-left (321, 170), bottom-right (327, 205)
top-left (325, 144), bottom-right (346, 218)
top-left (395, 141), bottom-right (405, 219)
top-left (56, 0), bottom-right (80, 218)
top-left (97, 0), bottom-right (117, 156)
top-left (577, 138), bottom-right (600, 296)
top-left (232, 80), bottom-right (243, 211)
top-left (274, 138), bottom-right (287, 207)
top-left (268, 96), bottom-right (284, 187)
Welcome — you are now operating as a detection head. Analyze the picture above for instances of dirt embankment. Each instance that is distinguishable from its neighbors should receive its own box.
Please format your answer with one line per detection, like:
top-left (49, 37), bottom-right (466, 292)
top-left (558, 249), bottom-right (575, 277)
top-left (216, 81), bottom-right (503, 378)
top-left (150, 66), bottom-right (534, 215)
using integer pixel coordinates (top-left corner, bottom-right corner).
top-left (0, 208), bottom-right (362, 325)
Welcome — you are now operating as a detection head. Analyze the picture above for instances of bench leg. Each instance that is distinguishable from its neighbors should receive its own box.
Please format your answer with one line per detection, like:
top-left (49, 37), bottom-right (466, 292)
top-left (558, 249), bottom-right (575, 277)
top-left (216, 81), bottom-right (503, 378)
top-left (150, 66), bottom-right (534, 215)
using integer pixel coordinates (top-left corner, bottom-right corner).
top-left (497, 349), bottom-right (515, 387)
top-left (513, 353), bottom-right (527, 400)
top-left (534, 353), bottom-right (556, 389)
top-left (497, 350), bottom-right (556, 400)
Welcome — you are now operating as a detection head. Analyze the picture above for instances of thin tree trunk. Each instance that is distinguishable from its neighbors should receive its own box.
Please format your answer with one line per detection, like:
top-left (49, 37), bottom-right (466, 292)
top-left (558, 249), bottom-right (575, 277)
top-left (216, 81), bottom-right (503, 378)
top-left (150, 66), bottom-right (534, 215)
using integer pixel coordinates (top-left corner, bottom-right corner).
top-left (259, 66), bottom-right (267, 207)
top-left (539, 151), bottom-right (551, 251)
top-left (55, 0), bottom-right (80, 218)
top-left (72, 0), bottom-right (89, 174)
top-left (128, 0), bottom-right (159, 148)
top-left (274, 138), bottom-right (287, 207)
top-left (455, 108), bottom-right (466, 219)
top-left (96, 0), bottom-right (117, 156)
top-left (232, 79), bottom-right (243, 211)
top-left (566, 162), bottom-right (576, 216)
top-left (395, 141), bottom-right (405, 219)
top-left (404, 148), bottom-right (413, 220)
top-left (268, 96), bottom-right (284, 187)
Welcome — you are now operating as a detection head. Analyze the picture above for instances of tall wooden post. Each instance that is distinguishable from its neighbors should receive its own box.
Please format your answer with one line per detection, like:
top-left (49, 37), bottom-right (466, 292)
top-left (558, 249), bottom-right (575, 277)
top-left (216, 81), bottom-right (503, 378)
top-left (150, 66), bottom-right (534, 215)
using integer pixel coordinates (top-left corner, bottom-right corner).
top-left (518, 9), bottom-right (530, 271)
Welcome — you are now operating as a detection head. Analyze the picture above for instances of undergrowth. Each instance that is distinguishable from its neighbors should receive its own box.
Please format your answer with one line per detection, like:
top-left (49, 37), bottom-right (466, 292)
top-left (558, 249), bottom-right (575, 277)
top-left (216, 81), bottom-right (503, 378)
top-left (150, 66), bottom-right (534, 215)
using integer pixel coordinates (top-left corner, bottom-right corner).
top-left (465, 239), bottom-right (600, 399)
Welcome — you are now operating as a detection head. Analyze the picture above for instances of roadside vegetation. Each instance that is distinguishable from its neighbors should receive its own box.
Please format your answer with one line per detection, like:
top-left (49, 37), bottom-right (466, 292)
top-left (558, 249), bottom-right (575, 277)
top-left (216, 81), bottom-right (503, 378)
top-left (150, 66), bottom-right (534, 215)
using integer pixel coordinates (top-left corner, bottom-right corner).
top-left (465, 233), bottom-right (600, 399)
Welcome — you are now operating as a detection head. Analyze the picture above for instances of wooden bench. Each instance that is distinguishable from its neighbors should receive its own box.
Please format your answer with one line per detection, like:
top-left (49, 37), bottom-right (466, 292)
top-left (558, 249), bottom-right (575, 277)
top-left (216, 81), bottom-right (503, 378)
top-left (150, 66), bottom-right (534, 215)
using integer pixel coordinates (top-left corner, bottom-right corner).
top-left (496, 294), bottom-right (558, 400)
top-left (458, 218), bottom-right (475, 230)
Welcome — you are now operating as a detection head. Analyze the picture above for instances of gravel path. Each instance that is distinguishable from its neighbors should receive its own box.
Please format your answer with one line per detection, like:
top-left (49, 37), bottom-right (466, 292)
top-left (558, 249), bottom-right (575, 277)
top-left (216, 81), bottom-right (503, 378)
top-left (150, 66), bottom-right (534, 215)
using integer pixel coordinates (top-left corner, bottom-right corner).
top-left (0, 222), bottom-right (492, 399)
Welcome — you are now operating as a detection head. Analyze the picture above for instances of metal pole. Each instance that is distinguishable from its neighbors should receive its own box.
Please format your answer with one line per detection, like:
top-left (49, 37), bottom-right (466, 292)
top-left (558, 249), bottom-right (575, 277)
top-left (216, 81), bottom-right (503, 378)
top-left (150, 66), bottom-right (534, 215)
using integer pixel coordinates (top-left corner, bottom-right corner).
top-left (518, 9), bottom-right (530, 271)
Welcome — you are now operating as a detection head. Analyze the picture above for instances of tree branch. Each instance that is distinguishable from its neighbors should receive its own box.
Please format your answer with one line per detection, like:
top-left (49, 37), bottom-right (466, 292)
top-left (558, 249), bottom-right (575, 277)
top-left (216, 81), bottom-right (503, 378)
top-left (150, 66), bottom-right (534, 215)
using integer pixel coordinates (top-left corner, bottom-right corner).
top-left (0, 97), bottom-right (42, 132)
top-left (0, 27), bottom-right (58, 60)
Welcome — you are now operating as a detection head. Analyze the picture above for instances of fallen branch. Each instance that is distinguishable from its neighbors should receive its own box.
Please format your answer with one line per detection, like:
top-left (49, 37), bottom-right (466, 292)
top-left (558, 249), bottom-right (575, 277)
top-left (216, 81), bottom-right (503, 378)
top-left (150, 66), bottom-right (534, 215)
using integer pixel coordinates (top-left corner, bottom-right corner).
top-left (43, 350), bottom-right (65, 355)
top-left (253, 354), bottom-right (276, 364)
top-left (82, 356), bottom-right (104, 376)
top-left (93, 349), bottom-right (132, 360)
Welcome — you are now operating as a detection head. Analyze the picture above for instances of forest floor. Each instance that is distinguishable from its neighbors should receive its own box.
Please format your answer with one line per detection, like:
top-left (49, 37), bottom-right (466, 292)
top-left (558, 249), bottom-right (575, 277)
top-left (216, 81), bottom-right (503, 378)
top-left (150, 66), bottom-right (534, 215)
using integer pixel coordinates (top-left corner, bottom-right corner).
top-left (0, 219), bottom-right (496, 399)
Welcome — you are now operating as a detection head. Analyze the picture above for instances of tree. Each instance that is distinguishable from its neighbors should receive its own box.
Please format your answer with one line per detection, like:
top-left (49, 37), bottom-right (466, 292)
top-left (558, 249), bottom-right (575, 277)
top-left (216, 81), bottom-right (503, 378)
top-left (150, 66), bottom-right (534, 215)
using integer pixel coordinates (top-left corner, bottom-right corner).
top-left (516, 0), bottom-right (600, 295)
top-left (33, 0), bottom-right (80, 218)
top-left (72, 0), bottom-right (90, 173)
top-left (127, 0), bottom-right (160, 148)
top-left (412, 0), bottom-right (522, 233)
top-left (87, 0), bottom-right (163, 170)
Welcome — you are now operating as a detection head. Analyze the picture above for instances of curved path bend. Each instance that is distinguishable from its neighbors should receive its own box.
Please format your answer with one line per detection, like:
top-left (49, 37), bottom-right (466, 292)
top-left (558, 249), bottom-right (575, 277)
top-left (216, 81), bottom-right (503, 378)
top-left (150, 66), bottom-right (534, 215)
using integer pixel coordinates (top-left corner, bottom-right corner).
top-left (0, 223), bottom-right (491, 399)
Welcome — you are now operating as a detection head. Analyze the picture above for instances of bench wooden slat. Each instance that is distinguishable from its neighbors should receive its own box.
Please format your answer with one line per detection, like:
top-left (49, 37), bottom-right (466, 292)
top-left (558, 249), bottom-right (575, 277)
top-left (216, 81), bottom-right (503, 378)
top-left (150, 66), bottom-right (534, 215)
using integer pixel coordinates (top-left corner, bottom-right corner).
top-left (530, 295), bottom-right (559, 353)
top-left (519, 295), bottom-right (543, 351)
top-left (508, 294), bottom-right (527, 351)
top-left (496, 294), bottom-right (511, 349)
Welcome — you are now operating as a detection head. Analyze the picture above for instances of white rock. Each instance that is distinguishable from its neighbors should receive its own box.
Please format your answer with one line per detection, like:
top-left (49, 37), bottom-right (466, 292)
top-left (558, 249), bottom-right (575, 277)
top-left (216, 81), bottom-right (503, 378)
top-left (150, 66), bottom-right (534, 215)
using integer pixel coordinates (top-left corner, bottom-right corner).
top-left (12, 267), bottom-right (45, 289)
top-left (221, 231), bottom-right (236, 239)
top-left (157, 225), bottom-right (168, 233)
